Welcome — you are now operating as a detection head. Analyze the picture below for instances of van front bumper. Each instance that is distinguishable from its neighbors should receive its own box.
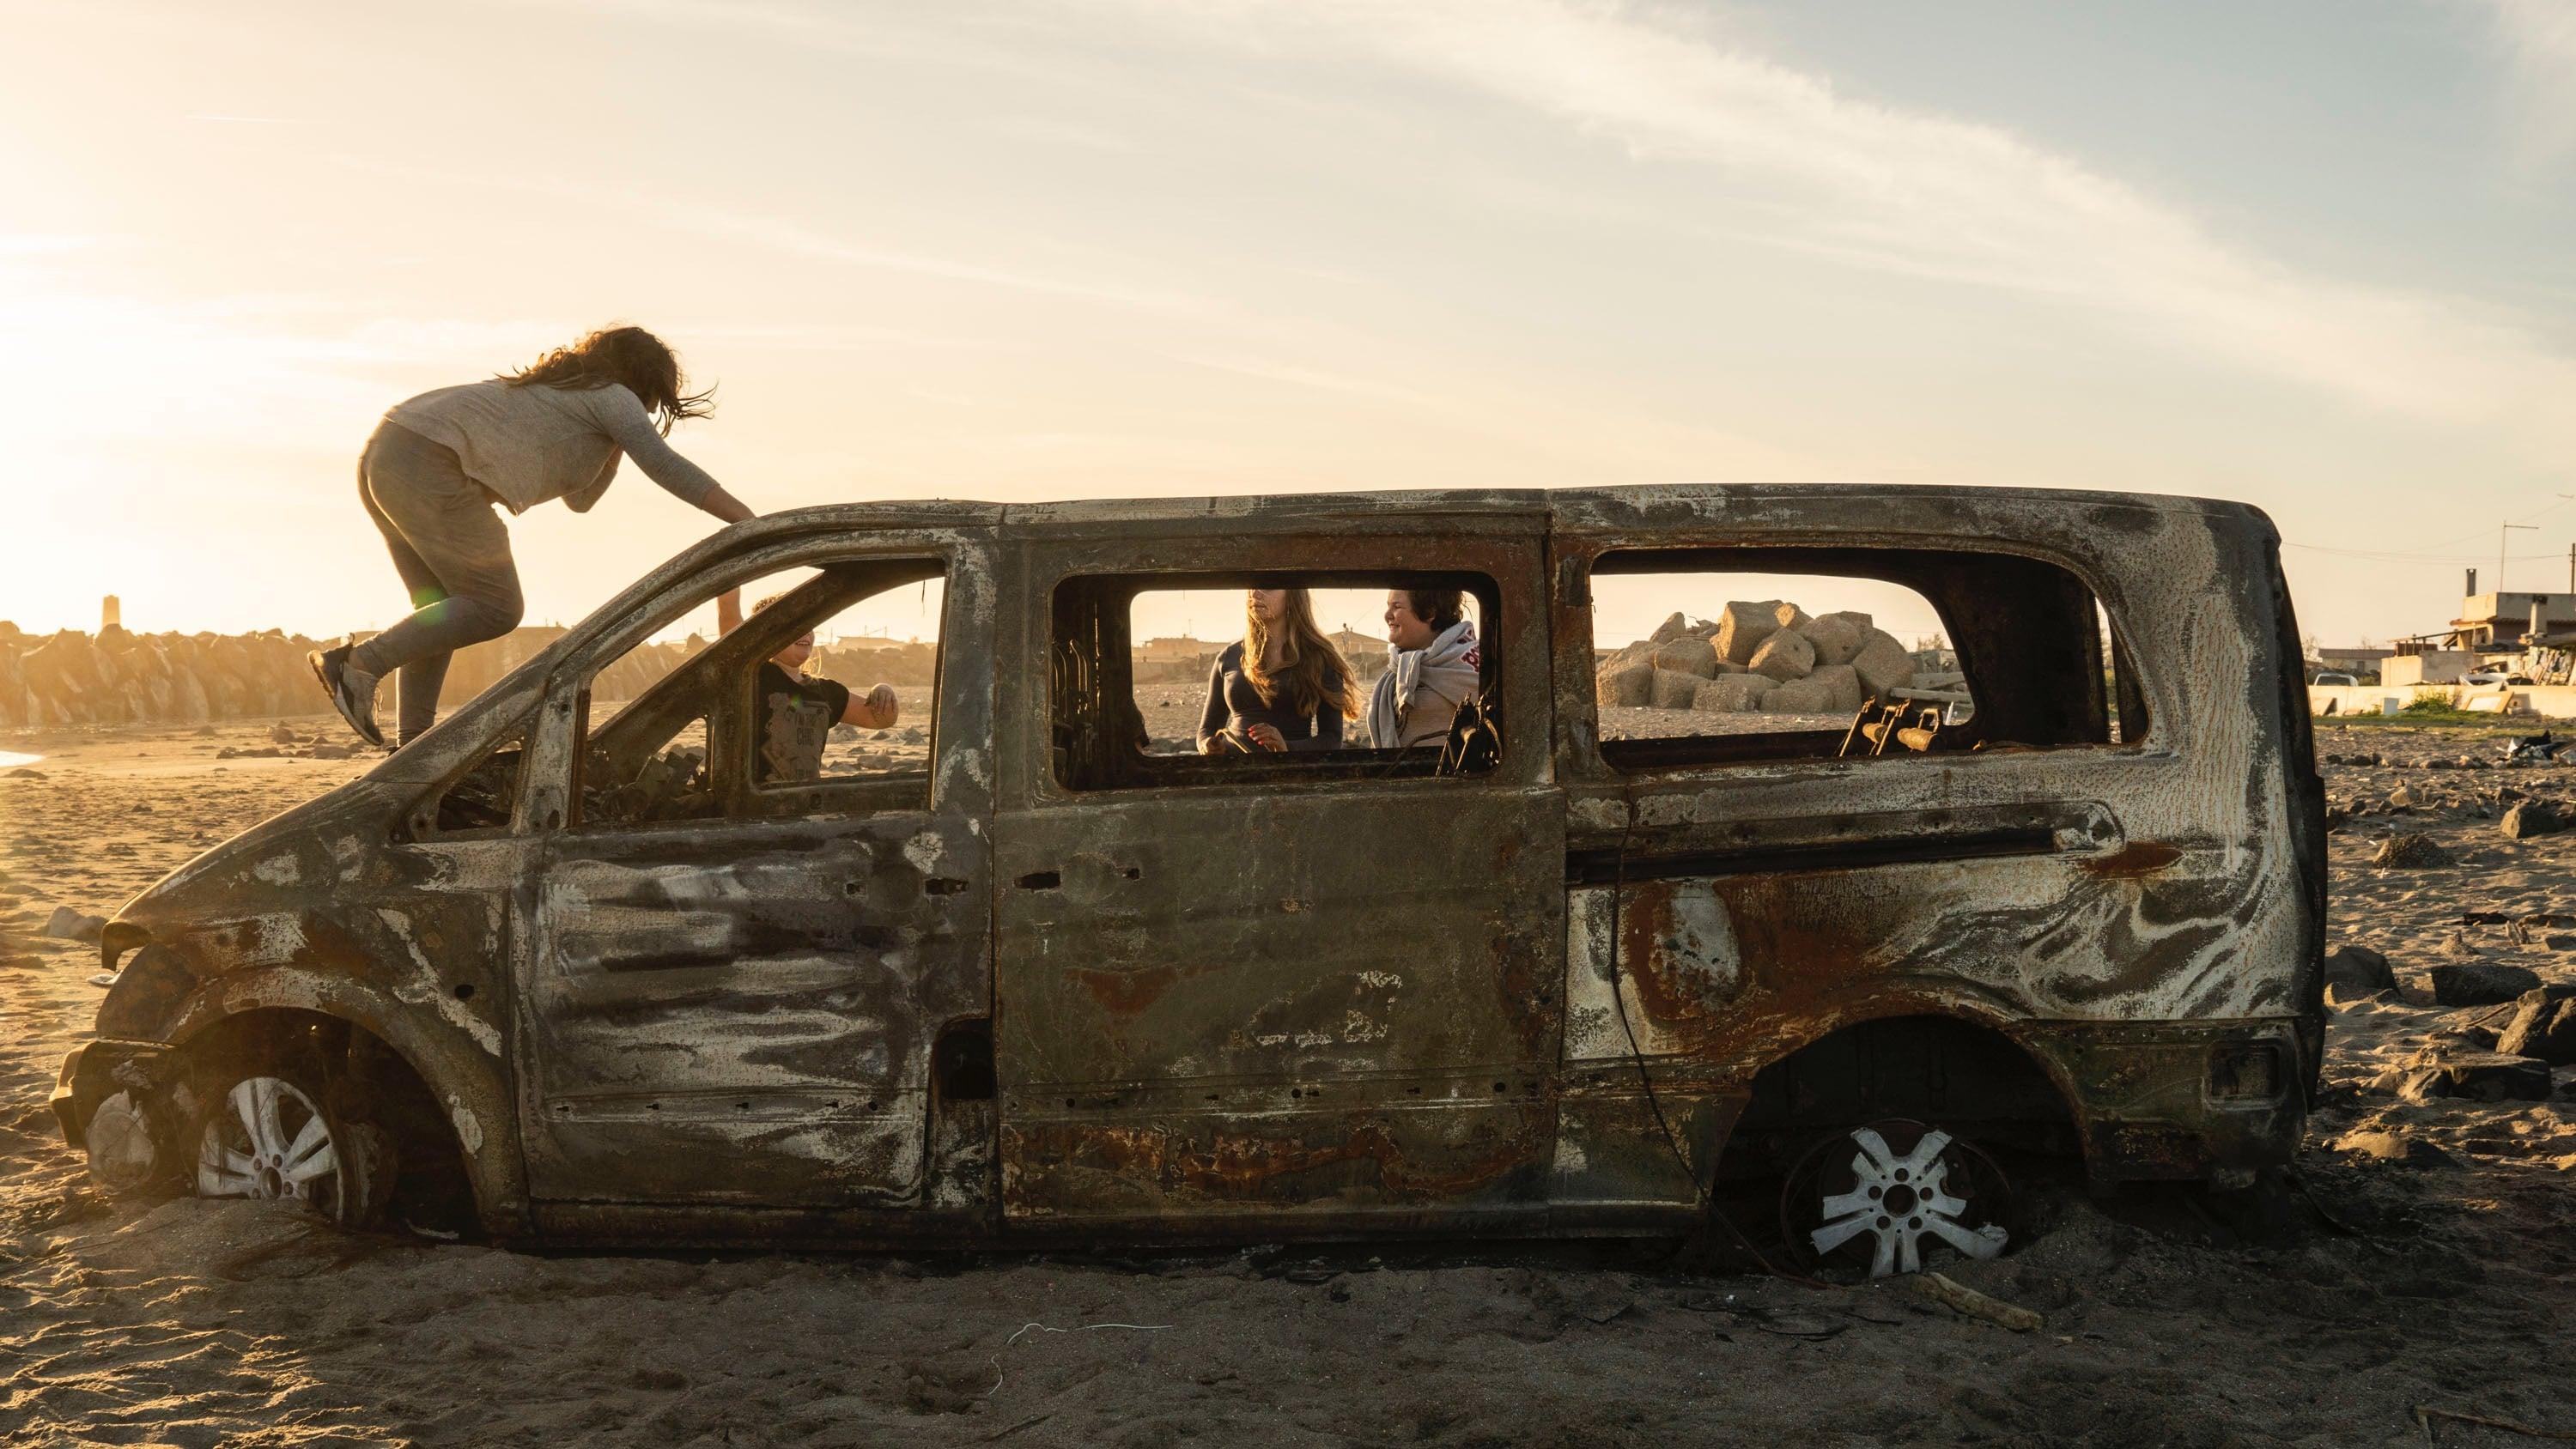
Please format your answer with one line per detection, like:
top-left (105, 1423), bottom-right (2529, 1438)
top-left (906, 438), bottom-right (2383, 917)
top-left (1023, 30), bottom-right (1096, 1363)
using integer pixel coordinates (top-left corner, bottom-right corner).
top-left (52, 1039), bottom-right (176, 1151)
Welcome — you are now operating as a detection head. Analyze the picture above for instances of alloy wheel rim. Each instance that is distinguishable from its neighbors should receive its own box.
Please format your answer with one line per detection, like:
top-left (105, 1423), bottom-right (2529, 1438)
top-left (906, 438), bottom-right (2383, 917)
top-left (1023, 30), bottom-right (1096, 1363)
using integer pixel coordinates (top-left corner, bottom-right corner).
top-left (197, 1076), bottom-right (343, 1216)
top-left (1805, 1124), bottom-right (2008, 1278)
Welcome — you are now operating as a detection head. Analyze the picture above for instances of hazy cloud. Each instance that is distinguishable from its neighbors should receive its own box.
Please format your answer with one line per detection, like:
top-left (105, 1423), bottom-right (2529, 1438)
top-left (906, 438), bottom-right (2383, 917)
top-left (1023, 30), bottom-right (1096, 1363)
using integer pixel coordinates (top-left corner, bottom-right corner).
top-left (2459, 0), bottom-right (2576, 170)
top-left (671, 209), bottom-right (1221, 318)
top-left (1102, 0), bottom-right (2576, 440)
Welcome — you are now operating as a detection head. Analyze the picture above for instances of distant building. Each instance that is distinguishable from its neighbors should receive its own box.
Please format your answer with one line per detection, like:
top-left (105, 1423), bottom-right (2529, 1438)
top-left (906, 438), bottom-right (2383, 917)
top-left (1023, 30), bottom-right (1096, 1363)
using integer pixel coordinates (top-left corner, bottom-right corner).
top-left (1135, 635), bottom-right (1218, 664)
top-left (1326, 626), bottom-right (1388, 681)
top-left (2315, 646), bottom-right (2393, 674)
top-left (2384, 652), bottom-right (2471, 687)
top-left (2389, 586), bottom-right (2576, 672)
top-left (2451, 592), bottom-right (2576, 651)
top-left (1325, 627), bottom-right (1381, 658)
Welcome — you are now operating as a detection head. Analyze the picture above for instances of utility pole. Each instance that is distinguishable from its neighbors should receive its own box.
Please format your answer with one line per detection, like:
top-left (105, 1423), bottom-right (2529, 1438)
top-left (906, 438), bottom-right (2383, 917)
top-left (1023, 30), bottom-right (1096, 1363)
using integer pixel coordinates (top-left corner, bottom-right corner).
top-left (2559, 494), bottom-right (2576, 594)
top-left (2501, 522), bottom-right (2537, 594)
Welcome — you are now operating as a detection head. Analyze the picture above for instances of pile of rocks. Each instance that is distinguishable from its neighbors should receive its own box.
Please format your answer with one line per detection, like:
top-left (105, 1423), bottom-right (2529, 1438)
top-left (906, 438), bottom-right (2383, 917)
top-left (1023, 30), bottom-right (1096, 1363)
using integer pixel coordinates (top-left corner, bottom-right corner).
top-left (0, 622), bottom-right (641, 730)
top-left (0, 620), bottom-right (944, 730)
top-left (1, 624), bottom-right (334, 729)
top-left (1595, 603), bottom-right (1919, 716)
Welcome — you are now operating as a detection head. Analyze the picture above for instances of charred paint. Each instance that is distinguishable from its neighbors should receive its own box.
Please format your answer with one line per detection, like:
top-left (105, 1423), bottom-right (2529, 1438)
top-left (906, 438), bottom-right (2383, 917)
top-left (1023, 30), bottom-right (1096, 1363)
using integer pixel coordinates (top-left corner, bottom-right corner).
top-left (58, 485), bottom-right (2318, 1246)
top-left (1002, 1103), bottom-right (1549, 1213)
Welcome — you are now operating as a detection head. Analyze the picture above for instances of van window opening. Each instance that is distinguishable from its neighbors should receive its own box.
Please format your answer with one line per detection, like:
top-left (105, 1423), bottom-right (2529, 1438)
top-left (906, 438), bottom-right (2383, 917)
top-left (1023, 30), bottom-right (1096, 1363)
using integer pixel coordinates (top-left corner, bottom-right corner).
top-left (1051, 570), bottom-right (1502, 791)
top-left (1587, 547), bottom-right (2147, 771)
top-left (571, 558), bottom-right (949, 828)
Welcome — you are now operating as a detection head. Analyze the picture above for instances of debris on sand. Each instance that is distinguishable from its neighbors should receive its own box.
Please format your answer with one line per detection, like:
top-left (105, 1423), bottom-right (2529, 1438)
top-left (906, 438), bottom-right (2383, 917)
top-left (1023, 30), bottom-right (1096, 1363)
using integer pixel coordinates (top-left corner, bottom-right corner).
top-left (41, 906), bottom-right (106, 943)
top-left (2332, 1130), bottom-right (2458, 1168)
top-left (2369, 833), bottom-right (2452, 869)
top-left (2499, 799), bottom-right (2572, 840)
top-left (2496, 987), bottom-right (2576, 1064)
top-left (1910, 1271), bottom-right (2041, 1332)
top-left (2324, 944), bottom-right (2397, 997)
top-left (2393, 1052), bottom-right (2553, 1104)
top-left (2429, 961), bottom-right (2543, 1007)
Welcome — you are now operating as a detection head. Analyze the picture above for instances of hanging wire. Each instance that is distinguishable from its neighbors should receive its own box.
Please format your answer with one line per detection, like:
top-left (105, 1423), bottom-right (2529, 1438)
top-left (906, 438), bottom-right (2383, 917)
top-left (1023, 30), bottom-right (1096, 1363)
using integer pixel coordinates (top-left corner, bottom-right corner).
top-left (2282, 494), bottom-right (2576, 565)
top-left (2283, 545), bottom-right (2568, 564)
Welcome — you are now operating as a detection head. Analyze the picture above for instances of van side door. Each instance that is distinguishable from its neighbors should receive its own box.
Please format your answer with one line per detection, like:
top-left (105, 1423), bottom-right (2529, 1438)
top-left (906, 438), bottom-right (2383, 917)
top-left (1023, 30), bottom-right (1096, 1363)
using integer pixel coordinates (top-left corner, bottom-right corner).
top-left (989, 510), bottom-right (1564, 1236)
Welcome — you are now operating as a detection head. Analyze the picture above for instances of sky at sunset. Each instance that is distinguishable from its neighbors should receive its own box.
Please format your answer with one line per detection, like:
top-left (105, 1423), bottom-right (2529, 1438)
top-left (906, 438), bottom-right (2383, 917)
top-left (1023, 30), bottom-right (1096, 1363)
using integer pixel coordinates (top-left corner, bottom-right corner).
top-left (4, 0), bottom-right (2573, 652)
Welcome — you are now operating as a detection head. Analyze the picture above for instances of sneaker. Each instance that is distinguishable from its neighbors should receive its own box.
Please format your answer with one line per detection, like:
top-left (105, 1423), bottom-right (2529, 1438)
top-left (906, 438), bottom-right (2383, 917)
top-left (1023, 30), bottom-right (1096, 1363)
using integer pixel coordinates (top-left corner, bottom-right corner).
top-left (308, 643), bottom-right (387, 750)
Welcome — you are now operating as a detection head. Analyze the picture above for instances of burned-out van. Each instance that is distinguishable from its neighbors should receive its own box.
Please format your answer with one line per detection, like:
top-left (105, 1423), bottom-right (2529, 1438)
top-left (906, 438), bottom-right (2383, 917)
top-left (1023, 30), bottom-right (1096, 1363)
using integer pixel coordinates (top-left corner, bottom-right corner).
top-left (54, 486), bottom-right (2324, 1275)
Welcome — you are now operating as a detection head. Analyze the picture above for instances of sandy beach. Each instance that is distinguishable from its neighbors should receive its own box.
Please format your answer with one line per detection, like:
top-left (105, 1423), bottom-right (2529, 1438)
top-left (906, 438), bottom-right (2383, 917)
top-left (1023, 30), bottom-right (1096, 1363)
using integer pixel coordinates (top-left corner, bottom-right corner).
top-left (3, 716), bottom-right (2572, 1446)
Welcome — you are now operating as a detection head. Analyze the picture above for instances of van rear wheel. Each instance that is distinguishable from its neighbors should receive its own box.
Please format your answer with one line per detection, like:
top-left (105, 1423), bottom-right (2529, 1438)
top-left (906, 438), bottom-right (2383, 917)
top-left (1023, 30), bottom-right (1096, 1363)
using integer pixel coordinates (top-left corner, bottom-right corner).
top-left (1780, 1119), bottom-right (2010, 1279)
top-left (191, 1068), bottom-right (392, 1227)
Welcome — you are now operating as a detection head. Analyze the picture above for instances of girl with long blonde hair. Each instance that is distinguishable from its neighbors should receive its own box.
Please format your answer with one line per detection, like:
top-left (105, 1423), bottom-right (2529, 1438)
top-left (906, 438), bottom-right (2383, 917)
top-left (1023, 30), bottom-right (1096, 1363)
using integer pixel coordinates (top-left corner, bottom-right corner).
top-left (1194, 586), bottom-right (1359, 754)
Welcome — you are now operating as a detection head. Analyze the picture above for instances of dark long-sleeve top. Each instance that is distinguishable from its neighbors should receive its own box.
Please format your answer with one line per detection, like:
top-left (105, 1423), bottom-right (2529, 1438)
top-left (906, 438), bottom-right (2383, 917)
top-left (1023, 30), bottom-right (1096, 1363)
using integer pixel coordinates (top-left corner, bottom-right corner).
top-left (1195, 642), bottom-right (1345, 753)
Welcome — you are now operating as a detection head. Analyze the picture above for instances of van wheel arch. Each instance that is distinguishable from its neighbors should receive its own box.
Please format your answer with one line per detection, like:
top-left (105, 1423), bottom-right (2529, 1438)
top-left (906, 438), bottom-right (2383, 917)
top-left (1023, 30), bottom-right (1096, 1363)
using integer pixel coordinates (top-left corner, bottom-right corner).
top-left (172, 1008), bottom-right (480, 1235)
top-left (1711, 1014), bottom-right (2085, 1273)
top-left (1719, 1013), bottom-right (2086, 1179)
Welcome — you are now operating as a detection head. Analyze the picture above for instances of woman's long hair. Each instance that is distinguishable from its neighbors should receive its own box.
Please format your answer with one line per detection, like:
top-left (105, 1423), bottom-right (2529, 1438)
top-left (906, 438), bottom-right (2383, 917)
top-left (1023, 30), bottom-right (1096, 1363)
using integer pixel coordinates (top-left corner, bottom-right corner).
top-left (1243, 587), bottom-right (1359, 721)
top-left (501, 325), bottom-right (714, 436)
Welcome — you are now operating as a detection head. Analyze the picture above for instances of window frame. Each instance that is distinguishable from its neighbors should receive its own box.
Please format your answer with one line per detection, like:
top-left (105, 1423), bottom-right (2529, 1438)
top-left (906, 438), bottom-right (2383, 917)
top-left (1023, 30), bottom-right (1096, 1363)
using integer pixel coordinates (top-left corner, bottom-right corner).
top-left (553, 554), bottom-right (951, 837)
top-left (1048, 567), bottom-right (1507, 794)
top-left (398, 710), bottom-right (535, 843)
top-left (1583, 543), bottom-right (2154, 775)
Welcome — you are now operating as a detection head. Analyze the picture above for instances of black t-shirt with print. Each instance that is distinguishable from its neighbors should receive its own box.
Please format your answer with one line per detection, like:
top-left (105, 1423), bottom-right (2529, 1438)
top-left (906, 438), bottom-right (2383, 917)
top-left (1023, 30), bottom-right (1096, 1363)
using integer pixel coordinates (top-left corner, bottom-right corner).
top-left (756, 661), bottom-right (850, 782)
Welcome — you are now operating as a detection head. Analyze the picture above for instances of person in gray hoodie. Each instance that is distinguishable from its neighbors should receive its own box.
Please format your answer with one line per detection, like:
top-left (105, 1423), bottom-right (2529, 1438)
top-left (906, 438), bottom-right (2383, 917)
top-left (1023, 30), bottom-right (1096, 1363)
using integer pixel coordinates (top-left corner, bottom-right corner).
top-left (1367, 586), bottom-right (1482, 749)
top-left (310, 326), bottom-right (758, 749)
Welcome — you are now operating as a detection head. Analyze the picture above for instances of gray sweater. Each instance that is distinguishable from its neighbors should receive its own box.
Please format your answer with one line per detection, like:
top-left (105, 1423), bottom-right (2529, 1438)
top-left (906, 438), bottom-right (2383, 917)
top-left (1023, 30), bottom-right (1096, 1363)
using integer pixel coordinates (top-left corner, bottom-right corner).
top-left (386, 379), bottom-right (720, 514)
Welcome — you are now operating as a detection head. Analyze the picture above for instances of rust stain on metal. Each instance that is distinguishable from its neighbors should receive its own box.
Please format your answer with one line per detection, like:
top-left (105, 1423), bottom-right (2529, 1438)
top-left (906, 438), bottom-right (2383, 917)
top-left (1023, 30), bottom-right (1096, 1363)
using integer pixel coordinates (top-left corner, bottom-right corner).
top-left (2081, 841), bottom-right (2184, 878)
top-left (1068, 961), bottom-right (1198, 1016)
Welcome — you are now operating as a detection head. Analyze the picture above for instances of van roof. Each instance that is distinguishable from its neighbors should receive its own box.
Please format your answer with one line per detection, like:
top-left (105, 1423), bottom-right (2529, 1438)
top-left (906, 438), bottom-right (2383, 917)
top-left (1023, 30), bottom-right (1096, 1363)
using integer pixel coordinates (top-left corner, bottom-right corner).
top-left (724, 482), bottom-right (2263, 537)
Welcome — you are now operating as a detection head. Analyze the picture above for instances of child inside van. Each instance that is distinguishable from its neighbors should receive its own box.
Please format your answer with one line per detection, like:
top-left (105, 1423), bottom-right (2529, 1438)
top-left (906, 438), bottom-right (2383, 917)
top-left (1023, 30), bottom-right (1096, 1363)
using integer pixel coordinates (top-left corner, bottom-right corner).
top-left (715, 589), bottom-right (901, 782)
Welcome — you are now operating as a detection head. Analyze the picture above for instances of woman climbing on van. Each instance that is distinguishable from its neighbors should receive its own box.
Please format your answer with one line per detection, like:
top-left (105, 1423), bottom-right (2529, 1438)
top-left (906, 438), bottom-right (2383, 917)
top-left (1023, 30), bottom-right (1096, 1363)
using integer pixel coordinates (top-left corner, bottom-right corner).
top-left (1195, 586), bottom-right (1359, 755)
top-left (309, 326), bottom-right (759, 750)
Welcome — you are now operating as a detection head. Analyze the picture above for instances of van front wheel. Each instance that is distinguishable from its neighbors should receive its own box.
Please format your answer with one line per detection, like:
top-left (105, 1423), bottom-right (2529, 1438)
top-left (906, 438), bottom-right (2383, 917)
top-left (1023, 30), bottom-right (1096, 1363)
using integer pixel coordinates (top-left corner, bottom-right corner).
top-left (191, 1070), bottom-right (392, 1227)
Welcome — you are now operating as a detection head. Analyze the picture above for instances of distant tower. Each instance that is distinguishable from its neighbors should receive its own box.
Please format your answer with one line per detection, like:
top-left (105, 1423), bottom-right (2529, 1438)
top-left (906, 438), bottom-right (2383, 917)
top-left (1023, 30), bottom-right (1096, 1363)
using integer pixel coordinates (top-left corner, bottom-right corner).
top-left (100, 595), bottom-right (120, 631)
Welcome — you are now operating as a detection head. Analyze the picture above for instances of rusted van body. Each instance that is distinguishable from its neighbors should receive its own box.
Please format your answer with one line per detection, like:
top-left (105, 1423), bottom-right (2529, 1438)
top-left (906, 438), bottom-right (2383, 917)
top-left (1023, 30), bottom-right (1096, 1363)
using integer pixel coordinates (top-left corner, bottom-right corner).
top-left (54, 485), bottom-right (2324, 1250)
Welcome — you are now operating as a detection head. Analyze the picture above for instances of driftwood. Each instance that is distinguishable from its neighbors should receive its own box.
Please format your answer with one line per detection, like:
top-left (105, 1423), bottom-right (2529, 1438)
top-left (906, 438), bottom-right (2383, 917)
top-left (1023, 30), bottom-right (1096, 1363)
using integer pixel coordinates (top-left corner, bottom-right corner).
top-left (1910, 1270), bottom-right (2041, 1331)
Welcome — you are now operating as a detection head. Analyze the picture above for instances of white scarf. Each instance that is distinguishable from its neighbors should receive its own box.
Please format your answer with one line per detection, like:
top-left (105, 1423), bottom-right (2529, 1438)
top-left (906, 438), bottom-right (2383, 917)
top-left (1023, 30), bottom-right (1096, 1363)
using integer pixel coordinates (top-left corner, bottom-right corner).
top-left (1367, 618), bottom-right (1481, 749)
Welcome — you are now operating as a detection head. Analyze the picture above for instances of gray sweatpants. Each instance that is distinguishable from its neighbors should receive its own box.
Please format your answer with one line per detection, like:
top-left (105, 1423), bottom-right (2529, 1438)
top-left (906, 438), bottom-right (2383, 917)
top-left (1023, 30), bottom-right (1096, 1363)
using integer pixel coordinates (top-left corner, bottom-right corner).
top-left (347, 422), bottom-right (526, 744)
